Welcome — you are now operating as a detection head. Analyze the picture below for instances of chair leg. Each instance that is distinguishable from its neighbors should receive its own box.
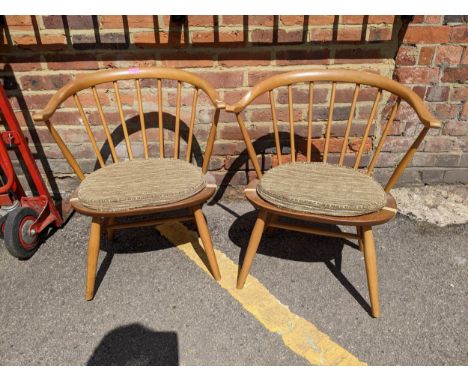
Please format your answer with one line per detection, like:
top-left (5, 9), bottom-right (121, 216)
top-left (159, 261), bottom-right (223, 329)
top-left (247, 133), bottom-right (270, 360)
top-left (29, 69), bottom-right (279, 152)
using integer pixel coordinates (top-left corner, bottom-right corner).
top-left (237, 209), bottom-right (268, 289)
top-left (357, 226), bottom-right (364, 252)
top-left (193, 205), bottom-right (221, 281)
top-left (106, 217), bottom-right (115, 242)
top-left (85, 217), bottom-right (102, 301)
top-left (362, 226), bottom-right (380, 318)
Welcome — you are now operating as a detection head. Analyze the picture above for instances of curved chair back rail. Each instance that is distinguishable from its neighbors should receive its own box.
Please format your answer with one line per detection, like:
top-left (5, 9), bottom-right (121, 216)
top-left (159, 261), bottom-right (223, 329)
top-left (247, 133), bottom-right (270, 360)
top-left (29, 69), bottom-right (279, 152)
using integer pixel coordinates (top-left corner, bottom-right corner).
top-left (225, 69), bottom-right (441, 192)
top-left (32, 67), bottom-right (225, 180)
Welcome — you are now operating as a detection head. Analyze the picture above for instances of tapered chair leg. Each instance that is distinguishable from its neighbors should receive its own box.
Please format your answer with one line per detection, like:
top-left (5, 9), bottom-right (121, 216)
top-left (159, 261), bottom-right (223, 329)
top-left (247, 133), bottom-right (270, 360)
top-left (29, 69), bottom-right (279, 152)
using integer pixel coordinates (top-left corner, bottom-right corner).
top-left (362, 226), bottom-right (380, 317)
top-left (106, 217), bottom-right (115, 242)
top-left (357, 226), bottom-right (364, 252)
top-left (85, 217), bottom-right (102, 301)
top-left (237, 209), bottom-right (268, 289)
top-left (193, 205), bottom-right (221, 281)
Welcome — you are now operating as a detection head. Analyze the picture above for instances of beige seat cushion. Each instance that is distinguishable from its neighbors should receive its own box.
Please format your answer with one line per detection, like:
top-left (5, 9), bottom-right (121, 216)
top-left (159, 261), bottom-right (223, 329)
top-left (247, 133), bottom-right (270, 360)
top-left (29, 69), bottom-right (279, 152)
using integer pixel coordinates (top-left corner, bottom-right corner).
top-left (78, 158), bottom-right (206, 212)
top-left (257, 162), bottom-right (387, 216)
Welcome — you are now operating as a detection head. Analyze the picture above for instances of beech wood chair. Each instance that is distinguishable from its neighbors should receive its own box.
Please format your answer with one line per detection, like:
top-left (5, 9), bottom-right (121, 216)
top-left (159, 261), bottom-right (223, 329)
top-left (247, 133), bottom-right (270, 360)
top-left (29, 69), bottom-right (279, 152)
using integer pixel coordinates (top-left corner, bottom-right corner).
top-left (33, 67), bottom-right (224, 300)
top-left (225, 69), bottom-right (441, 317)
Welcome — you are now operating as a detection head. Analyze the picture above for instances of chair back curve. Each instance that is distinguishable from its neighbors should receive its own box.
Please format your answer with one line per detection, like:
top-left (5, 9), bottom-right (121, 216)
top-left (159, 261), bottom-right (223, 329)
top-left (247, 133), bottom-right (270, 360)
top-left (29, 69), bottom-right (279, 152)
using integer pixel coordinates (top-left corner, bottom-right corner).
top-left (33, 67), bottom-right (225, 181)
top-left (225, 69), bottom-right (441, 192)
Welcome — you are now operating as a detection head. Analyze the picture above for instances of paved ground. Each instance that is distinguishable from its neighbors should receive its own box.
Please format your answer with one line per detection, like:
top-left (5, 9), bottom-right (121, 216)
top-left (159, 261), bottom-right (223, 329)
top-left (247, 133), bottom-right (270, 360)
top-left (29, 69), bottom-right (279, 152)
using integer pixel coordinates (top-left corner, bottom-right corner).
top-left (0, 198), bottom-right (467, 365)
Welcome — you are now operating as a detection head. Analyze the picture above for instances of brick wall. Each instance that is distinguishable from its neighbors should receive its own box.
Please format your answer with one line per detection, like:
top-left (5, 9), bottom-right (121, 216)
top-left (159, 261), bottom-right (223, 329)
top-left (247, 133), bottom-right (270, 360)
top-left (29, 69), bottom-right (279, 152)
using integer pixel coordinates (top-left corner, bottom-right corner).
top-left (0, 15), bottom-right (467, 200)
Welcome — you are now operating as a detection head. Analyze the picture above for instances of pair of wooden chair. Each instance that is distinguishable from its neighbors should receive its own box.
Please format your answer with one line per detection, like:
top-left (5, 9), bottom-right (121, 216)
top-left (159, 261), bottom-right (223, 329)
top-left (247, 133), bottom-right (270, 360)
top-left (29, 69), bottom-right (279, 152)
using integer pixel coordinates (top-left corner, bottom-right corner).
top-left (33, 67), bottom-right (440, 317)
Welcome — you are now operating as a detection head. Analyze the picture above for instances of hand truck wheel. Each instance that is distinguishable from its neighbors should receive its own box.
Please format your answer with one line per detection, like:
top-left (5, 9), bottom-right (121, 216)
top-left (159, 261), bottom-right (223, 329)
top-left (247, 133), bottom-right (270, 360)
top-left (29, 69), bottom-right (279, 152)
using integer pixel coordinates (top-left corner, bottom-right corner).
top-left (4, 207), bottom-right (40, 259)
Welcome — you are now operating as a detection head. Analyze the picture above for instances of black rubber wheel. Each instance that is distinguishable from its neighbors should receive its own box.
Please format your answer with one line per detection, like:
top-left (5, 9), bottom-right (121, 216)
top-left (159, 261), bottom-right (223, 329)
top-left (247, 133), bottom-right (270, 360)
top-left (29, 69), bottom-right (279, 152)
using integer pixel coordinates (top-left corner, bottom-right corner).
top-left (4, 207), bottom-right (40, 259)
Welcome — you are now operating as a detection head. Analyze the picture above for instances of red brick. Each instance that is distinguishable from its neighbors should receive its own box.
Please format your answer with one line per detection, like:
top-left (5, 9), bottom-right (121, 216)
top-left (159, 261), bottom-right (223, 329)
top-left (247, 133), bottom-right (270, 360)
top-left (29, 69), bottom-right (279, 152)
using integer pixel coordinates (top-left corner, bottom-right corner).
top-left (249, 16), bottom-right (274, 27)
top-left (367, 26), bottom-right (393, 41)
top-left (64, 16), bottom-right (95, 29)
top-left (434, 45), bottom-right (464, 65)
top-left (100, 16), bottom-right (125, 29)
top-left (251, 29), bottom-right (273, 44)
top-left (277, 29), bottom-right (303, 43)
top-left (276, 49), bottom-right (331, 65)
top-left (341, 16), bottom-right (365, 24)
top-left (218, 51), bottom-right (271, 67)
top-left (280, 16), bottom-right (304, 26)
top-left (5, 16), bottom-right (33, 30)
top-left (368, 16), bottom-right (395, 24)
top-left (133, 31), bottom-right (169, 45)
top-left (45, 54), bottom-right (100, 70)
top-left (444, 120), bottom-right (467, 135)
top-left (425, 86), bottom-right (449, 102)
top-left (449, 25), bottom-right (468, 43)
top-left (221, 16), bottom-right (244, 25)
top-left (424, 136), bottom-right (464, 152)
top-left (197, 71), bottom-right (244, 89)
top-left (219, 124), bottom-right (270, 140)
top-left (461, 48), bottom-right (468, 64)
top-left (412, 16), bottom-right (425, 24)
top-left (412, 86), bottom-right (427, 99)
top-left (13, 34), bottom-right (66, 50)
top-left (432, 104), bottom-right (460, 120)
top-left (188, 16), bottom-right (216, 27)
top-left (20, 74), bottom-right (73, 91)
top-left (394, 67), bottom-right (439, 84)
top-left (309, 28), bottom-right (333, 42)
top-left (101, 15), bottom-right (155, 29)
top-left (217, 30), bottom-right (246, 44)
top-left (424, 16), bottom-right (443, 24)
top-left (308, 16), bottom-right (335, 25)
top-left (191, 30), bottom-right (245, 45)
top-left (396, 46), bottom-right (418, 66)
top-left (450, 87), bottom-right (468, 101)
top-left (160, 51), bottom-right (213, 68)
top-left (403, 26), bottom-right (450, 44)
top-left (418, 46), bottom-right (435, 65)
top-left (441, 67), bottom-right (468, 83)
top-left (1, 58), bottom-right (42, 71)
top-left (250, 107), bottom-right (302, 123)
top-left (461, 104), bottom-right (468, 121)
top-left (276, 87), bottom-right (328, 104)
top-left (337, 27), bottom-right (363, 41)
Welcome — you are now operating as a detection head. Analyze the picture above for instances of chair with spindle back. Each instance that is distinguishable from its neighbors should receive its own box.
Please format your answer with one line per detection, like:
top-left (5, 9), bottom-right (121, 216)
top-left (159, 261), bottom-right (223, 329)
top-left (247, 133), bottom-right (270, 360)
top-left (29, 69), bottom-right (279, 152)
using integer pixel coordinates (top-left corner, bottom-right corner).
top-left (33, 67), bottom-right (224, 300)
top-left (225, 69), bottom-right (441, 317)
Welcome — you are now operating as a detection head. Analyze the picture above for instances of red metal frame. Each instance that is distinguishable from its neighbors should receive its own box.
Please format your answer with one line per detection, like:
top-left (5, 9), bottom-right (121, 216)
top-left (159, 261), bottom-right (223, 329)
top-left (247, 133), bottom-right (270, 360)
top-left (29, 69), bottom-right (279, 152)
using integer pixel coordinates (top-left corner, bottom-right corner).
top-left (0, 84), bottom-right (62, 233)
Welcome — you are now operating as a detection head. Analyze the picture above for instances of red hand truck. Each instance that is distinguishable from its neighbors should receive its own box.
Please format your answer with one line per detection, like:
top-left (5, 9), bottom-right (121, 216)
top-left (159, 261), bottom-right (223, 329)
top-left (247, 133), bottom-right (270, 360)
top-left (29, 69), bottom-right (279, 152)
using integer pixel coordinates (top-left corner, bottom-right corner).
top-left (0, 83), bottom-right (63, 259)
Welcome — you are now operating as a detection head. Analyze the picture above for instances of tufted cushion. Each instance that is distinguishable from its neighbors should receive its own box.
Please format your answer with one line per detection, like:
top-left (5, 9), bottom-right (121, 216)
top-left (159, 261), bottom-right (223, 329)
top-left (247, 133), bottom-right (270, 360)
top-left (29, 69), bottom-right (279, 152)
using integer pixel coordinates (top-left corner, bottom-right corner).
top-left (257, 162), bottom-right (387, 216)
top-left (78, 158), bottom-right (206, 212)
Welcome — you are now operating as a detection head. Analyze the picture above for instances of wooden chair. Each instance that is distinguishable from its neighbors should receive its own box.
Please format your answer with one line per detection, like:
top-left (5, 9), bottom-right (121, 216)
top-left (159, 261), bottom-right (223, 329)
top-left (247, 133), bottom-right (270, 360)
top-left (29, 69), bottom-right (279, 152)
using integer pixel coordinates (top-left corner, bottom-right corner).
top-left (33, 67), bottom-right (224, 300)
top-left (225, 69), bottom-right (441, 317)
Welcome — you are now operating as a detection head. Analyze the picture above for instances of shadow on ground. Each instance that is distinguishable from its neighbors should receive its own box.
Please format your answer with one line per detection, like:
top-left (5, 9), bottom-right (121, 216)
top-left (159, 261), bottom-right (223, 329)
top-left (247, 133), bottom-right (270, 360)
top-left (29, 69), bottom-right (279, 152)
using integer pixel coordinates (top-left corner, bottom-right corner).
top-left (87, 323), bottom-right (179, 366)
top-left (228, 208), bottom-right (372, 315)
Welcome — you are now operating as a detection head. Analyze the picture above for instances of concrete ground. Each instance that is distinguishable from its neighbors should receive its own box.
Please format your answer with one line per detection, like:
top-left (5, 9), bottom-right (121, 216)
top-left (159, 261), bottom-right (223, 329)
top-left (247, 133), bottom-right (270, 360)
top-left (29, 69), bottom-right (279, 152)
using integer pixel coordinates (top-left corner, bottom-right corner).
top-left (0, 186), bottom-right (467, 365)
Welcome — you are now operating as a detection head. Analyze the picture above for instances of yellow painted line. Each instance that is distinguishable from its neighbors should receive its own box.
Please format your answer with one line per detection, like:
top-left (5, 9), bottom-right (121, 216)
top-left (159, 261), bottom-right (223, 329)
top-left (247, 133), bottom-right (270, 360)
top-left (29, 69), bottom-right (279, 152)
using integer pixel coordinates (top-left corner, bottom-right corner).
top-left (156, 222), bottom-right (366, 366)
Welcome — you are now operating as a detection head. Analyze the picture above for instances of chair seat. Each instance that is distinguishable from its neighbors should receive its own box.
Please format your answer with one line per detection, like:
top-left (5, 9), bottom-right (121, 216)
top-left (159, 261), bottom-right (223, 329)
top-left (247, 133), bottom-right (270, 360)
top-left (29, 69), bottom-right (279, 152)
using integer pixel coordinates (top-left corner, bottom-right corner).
top-left (257, 162), bottom-right (387, 216)
top-left (77, 158), bottom-right (206, 212)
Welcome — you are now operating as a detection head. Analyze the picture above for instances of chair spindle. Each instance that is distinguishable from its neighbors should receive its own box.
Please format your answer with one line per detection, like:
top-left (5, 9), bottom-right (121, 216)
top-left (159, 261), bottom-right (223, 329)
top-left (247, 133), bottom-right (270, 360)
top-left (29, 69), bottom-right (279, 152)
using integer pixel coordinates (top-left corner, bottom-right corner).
top-left (288, 85), bottom-right (295, 162)
top-left (186, 87), bottom-right (199, 162)
top-left (73, 94), bottom-right (105, 167)
top-left (339, 84), bottom-right (360, 166)
top-left (113, 81), bottom-right (134, 160)
top-left (269, 90), bottom-right (282, 165)
top-left (306, 82), bottom-right (314, 162)
top-left (92, 86), bottom-right (118, 163)
top-left (354, 88), bottom-right (382, 169)
top-left (174, 81), bottom-right (182, 159)
top-left (157, 79), bottom-right (164, 158)
top-left (135, 79), bottom-right (149, 160)
top-left (367, 97), bottom-right (401, 173)
top-left (323, 81), bottom-right (336, 163)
